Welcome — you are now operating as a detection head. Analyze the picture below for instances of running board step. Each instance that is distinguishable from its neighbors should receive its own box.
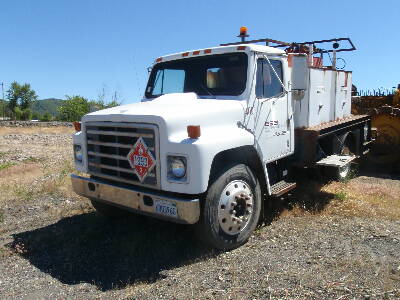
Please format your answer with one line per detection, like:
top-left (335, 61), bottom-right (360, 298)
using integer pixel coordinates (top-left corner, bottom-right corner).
top-left (270, 180), bottom-right (297, 197)
top-left (316, 154), bottom-right (356, 168)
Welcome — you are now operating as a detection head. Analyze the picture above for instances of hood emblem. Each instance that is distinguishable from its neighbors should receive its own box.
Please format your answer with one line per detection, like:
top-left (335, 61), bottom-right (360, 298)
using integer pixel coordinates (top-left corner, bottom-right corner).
top-left (127, 137), bottom-right (156, 182)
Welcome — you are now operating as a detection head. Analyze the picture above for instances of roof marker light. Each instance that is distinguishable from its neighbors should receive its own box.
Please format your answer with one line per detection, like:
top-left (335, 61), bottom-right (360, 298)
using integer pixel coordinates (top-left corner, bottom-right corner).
top-left (193, 50), bottom-right (200, 55)
top-left (182, 52), bottom-right (189, 57)
top-left (156, 57), bottom-right (162, 62)
top-left (237, 46), bottom-right (246, 50)
top-left (204, 49), bottom-right (212, 54)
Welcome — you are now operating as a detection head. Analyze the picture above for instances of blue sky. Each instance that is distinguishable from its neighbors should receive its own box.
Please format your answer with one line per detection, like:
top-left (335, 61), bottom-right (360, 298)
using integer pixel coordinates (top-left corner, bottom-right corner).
top-left (1, 0), bottom-right (399, 103)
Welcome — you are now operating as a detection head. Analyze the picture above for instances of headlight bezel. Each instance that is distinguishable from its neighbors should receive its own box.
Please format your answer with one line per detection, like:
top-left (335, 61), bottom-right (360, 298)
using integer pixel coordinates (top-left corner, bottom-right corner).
top-left (74, 144), bottom-right (83, 162)
top-left (167, 155), bottom-right (188, 183)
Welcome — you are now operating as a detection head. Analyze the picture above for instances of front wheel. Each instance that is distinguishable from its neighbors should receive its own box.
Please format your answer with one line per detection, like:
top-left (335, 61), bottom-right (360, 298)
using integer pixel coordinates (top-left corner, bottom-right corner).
top-left (195, 164), bottom-right (262, 250)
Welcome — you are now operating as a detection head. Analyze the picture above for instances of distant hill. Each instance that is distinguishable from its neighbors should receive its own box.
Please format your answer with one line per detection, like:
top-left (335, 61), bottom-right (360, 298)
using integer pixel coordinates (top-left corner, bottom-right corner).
top-left (31, 98), bottom-right (65, 117)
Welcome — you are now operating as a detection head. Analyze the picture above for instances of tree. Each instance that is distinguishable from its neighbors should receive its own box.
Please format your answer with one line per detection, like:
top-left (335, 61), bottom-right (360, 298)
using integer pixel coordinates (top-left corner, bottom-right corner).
top-left (90, 98), bottom-right (120, 112)
top-left (58, 95), bottom-right (90, 122)
top-left (7, 82), bottom-right (38, 111)
top-left (92, 84), bottom-right (121, 111)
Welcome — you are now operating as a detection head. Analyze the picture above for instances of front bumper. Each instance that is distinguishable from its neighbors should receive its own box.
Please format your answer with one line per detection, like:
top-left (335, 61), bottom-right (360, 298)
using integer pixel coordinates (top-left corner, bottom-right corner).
top-left (71, 174), bottom-right (200, 224)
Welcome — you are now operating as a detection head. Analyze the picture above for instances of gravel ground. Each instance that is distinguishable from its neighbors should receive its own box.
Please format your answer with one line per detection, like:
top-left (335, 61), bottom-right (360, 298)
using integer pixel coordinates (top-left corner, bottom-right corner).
top-left (0, 121), bottom-right (72, 127)
top-left (0, 128), bottom-right (399, 300)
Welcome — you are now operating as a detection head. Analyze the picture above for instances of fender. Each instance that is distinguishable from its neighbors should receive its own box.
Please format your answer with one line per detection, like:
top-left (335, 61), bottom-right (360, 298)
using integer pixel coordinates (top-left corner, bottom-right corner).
top-left (161, 125), bottom-right (256, 195)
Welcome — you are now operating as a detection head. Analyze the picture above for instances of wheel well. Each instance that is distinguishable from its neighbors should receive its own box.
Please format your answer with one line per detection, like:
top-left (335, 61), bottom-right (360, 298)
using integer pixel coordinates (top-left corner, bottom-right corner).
top-left (208, 146), bottom-right (266, 191)
top-left (318, 128), bottom-right (361, 156)
top-left (342, 131), bottom-right (358, 154)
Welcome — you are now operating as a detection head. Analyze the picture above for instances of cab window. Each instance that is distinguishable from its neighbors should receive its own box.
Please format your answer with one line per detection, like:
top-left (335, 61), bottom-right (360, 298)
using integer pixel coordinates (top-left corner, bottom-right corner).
top-left (152, 69), bottom-right (185, 95)
top-left (146, 53), bottom-right (248, 98)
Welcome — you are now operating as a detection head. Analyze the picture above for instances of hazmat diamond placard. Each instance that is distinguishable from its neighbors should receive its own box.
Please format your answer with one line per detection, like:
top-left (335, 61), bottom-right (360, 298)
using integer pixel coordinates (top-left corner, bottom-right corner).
top-left (127, 137), bottom-right (156, 182)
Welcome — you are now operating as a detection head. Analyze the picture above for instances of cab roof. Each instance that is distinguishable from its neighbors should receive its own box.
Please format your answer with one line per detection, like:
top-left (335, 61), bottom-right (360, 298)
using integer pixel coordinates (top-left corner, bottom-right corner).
top-left (154, 44), bottom-right (285, 64)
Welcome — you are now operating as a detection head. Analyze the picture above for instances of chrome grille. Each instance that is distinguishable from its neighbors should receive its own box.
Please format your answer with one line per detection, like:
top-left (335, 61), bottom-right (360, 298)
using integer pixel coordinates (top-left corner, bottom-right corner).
top-left (85, 122), bottom-right (159, 188)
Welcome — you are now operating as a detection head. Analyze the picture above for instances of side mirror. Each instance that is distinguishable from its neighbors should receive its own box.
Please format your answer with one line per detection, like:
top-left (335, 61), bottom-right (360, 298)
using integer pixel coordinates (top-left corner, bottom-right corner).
top-left (291, 55), bottom-right (307, 100)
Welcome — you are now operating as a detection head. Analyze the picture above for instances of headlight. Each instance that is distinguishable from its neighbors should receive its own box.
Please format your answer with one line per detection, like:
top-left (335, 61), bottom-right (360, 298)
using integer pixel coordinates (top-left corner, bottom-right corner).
top-left (168, 156), bottom-right (187, 180)
top-left (74, 144), bottom-right (83, 162)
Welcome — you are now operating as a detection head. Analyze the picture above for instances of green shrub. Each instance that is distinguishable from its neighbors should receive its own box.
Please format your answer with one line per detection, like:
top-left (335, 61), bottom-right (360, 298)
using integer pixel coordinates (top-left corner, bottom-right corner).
top-left (0, 162), bottom-right (16, 170)
top-left (32, 112), bottom-right (41, 120)
top-left (21, 108), bottom-right (32, 120)
top-left (40, 112), bottom-right (52, 122)
top-left (14, 108), bottom-right (32, 120)
top-left (334, 191), bottom-right (347, 201)
top-left (14, 107), bottom-right (22, 120)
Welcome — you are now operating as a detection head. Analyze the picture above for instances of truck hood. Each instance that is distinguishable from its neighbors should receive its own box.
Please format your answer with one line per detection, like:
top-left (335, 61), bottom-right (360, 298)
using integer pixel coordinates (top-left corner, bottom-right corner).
top-left (83, 93), bottom-right (246, 140)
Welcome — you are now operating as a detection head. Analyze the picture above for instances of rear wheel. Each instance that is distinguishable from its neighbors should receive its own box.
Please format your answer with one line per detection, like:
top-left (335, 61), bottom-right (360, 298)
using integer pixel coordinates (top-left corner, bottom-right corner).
top-left (195, 164), bottom-right (261, 250)
top-left (324, 133), bottom-right (354, 181)
top-left (324, 163), bottom-right (350, 181)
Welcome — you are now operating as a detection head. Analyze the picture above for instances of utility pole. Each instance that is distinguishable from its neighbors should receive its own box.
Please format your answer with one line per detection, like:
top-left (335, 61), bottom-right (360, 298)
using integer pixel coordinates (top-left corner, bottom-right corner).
top-left (1, 82), bottom-right (4, 120)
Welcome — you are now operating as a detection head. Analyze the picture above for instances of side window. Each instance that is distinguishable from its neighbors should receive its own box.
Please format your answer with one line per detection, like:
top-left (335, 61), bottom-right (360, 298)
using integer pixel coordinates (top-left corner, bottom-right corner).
top-left (152, 69), bottom-right (185, 95)
top-left (255, 59), bottom-right (283, 98)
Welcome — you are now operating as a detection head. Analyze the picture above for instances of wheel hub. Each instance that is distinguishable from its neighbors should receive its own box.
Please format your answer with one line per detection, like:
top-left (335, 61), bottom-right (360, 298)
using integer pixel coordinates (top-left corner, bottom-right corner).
top-left (338, 164), bottom-right (350, 178)
top-left (218, 180), bottom-right (254, 235)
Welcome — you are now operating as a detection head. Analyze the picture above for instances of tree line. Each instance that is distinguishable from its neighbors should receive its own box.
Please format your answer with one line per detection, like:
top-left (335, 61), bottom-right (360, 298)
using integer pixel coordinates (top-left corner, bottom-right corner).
top-left (0, 82), bottom-right (120, 122)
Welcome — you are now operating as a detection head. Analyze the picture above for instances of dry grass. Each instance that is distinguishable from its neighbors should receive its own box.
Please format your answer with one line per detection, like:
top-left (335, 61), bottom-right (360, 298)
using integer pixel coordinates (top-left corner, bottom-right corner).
top-left (0, 126), bottom-right (74, 135)
top-left (0, 162), bottom-right (16, 170)
top-left (284, 176), bottom-right (400, 221)
top-left (279, 171), bottom-right (400, 222)
top-left (322, 177), bottom-right (400, 220)
top-left (0, 163), bottom-right (44, 204)
top-left (0, 129), bottom-right (77, 207)
top-left (2, 160), bottom-right (76, 203)
top-left (0, 162), bottom-right (42, 177)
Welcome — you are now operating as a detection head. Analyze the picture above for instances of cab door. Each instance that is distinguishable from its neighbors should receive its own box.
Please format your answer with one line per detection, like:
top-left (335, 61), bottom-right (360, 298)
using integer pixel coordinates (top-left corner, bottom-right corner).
top-left (253, 57), bottom-right (292, 162)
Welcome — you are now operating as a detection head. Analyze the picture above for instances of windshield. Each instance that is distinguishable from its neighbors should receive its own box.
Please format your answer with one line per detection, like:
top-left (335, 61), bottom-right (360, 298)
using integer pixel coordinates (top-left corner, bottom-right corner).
top-left (145, 53), bottom-right (248, 98)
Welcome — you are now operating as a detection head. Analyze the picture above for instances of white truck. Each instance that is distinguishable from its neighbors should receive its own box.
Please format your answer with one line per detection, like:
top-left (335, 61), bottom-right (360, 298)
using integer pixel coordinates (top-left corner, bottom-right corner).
top-left (71, 29), bottom-right (373, 250)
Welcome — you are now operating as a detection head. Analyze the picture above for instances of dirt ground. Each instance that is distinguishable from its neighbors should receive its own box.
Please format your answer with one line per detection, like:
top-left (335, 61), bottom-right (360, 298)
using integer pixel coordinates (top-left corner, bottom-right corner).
top-left (0, 126), bottom-right (399, 300)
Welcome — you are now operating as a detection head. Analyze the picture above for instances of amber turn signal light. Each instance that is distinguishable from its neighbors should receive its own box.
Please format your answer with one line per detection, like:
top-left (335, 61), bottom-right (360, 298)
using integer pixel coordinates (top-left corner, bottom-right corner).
top-left (73, 121), bottom-right (81, 132)
top-left (187, 125), bottom-right (201, 139)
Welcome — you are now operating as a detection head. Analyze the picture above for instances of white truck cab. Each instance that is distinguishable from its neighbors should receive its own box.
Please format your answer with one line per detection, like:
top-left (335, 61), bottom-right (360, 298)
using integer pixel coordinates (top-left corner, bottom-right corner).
top-left (71, 29), bottom-right (372, 250)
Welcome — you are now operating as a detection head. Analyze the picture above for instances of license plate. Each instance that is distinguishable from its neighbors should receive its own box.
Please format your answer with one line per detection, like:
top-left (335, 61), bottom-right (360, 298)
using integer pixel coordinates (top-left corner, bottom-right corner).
top-left (155, 200), bottom-right (178, 218)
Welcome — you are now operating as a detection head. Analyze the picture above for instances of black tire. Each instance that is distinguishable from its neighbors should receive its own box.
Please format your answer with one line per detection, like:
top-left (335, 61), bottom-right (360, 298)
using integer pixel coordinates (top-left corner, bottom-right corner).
top-left (195, 164), bottom-right (262, 250)
top-left (90, 199), bottom-right (131, 218)
top-left (323, 164), bottom-right (351, 181)
top-left (323, 133), bottom-right (354, 181)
